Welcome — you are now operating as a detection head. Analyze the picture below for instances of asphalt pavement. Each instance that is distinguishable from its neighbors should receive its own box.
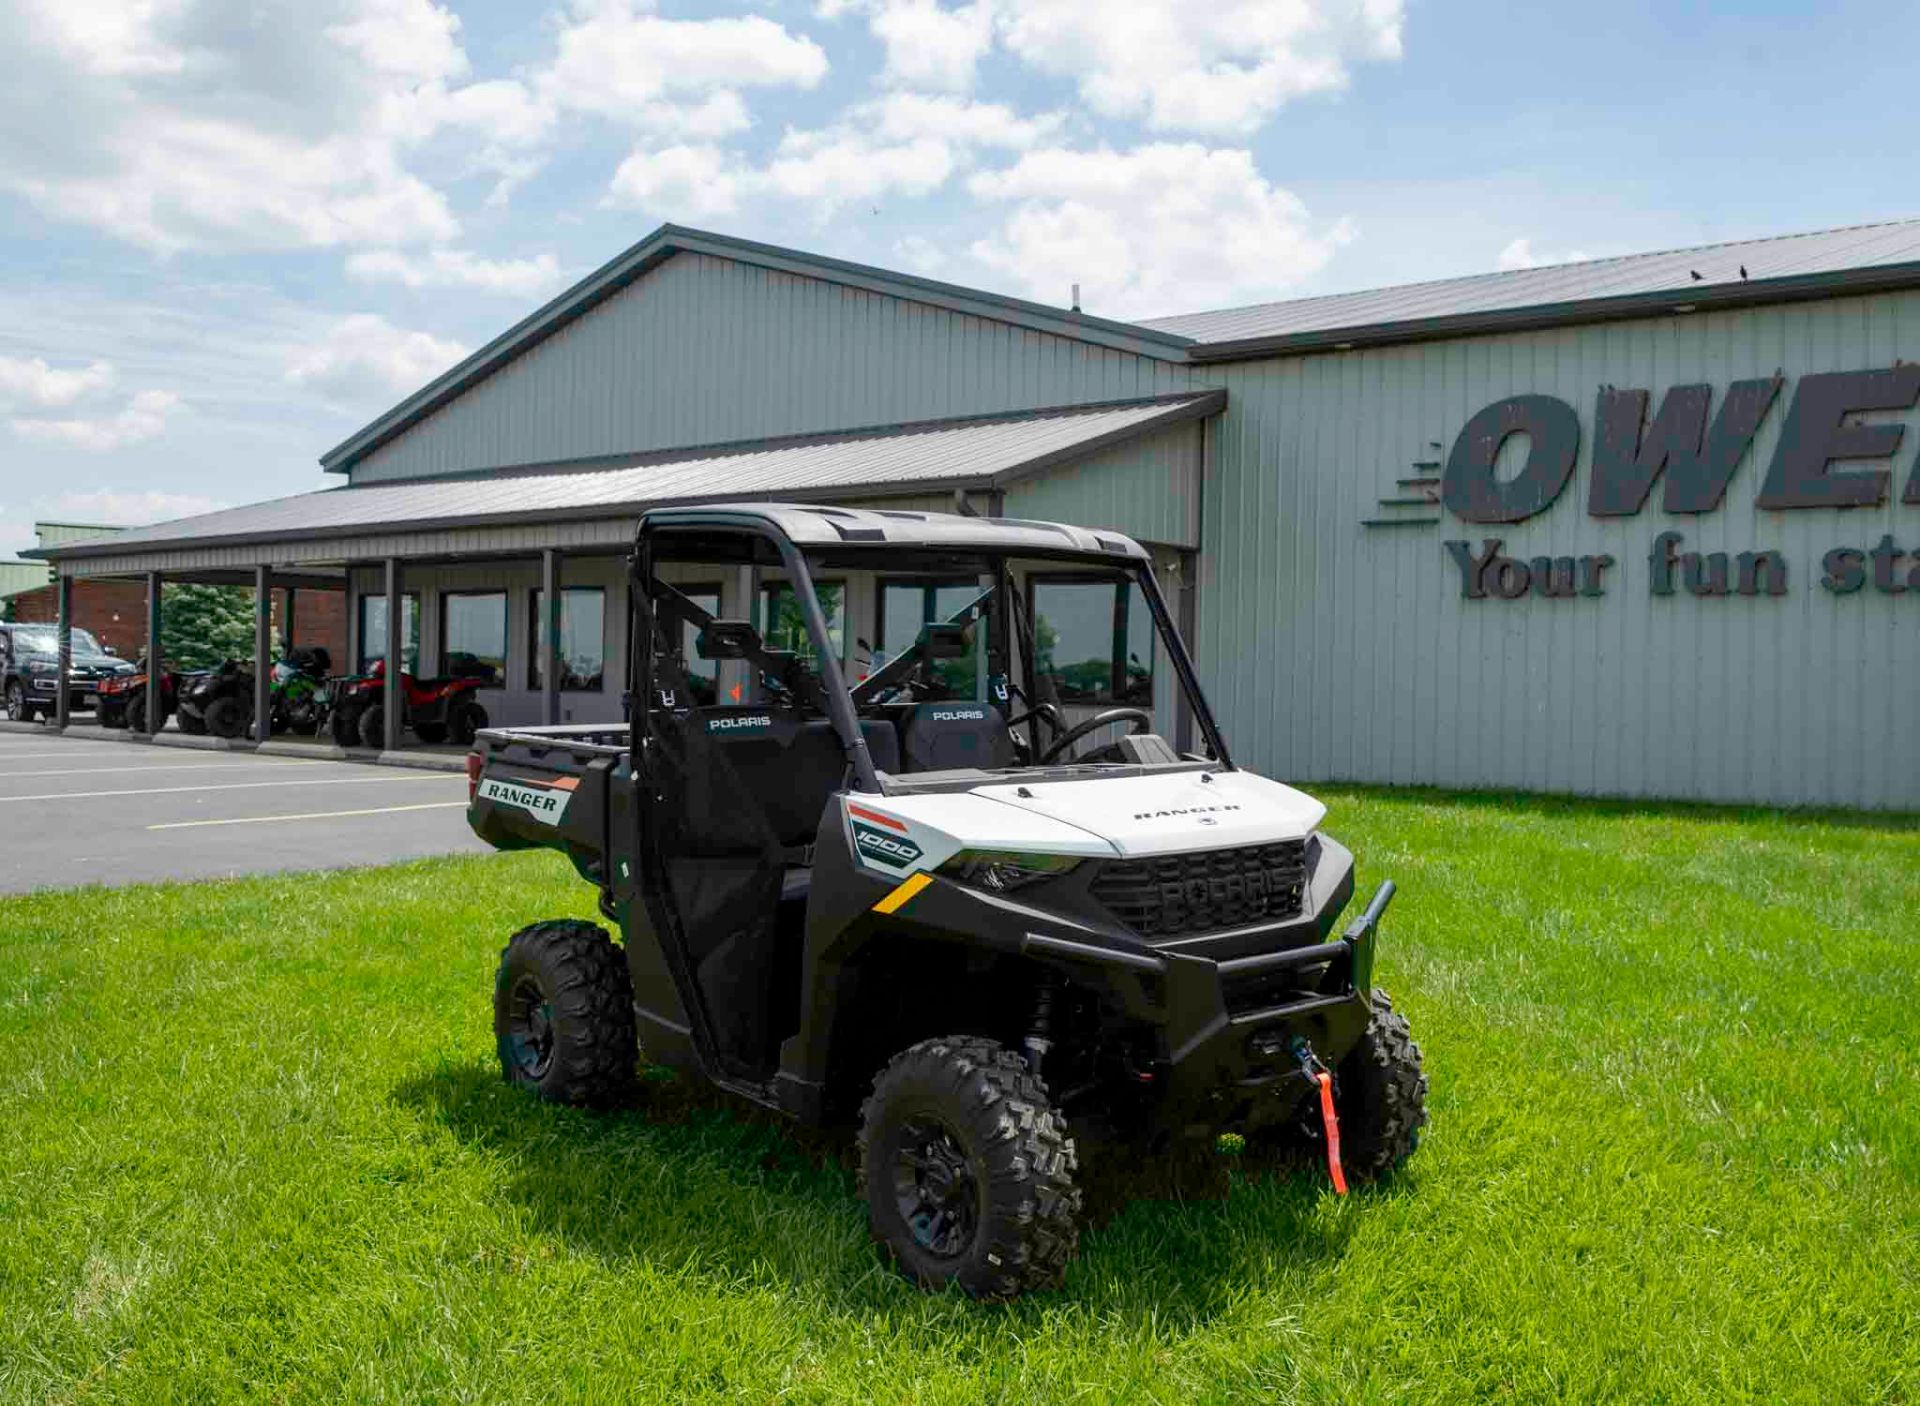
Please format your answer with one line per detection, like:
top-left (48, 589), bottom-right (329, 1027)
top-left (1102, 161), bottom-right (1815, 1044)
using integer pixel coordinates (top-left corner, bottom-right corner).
top-left (0, 730), bottom-right (489, 894)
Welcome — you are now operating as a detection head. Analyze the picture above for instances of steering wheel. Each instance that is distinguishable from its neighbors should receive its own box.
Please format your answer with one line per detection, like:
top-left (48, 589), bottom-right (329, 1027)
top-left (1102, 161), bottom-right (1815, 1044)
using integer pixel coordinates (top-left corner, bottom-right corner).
top-left (1038, 707), bottom-right (1154, 765)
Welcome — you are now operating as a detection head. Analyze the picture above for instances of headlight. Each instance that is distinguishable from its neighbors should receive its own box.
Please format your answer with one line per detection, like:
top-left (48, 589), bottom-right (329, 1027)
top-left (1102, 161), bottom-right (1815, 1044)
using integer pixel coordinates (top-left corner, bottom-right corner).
top-left (25, 658), bottom-right (55, 673)
top-left (938, 850), bottom-right (1082, 893)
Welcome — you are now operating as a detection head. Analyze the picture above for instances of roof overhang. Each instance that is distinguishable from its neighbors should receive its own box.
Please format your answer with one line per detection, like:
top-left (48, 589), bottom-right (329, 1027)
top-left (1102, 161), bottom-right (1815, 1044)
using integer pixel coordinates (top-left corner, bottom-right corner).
top-left (42, 391), bottom-right (1222, 575)
top-left (319, 225), bottom-right (1196, 476)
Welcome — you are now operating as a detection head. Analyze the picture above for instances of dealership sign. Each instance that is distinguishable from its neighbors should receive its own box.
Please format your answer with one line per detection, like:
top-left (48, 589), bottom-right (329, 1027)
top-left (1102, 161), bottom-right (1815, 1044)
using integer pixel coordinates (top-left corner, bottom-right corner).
top-left (1419, 367), bottom-right (1920, 600)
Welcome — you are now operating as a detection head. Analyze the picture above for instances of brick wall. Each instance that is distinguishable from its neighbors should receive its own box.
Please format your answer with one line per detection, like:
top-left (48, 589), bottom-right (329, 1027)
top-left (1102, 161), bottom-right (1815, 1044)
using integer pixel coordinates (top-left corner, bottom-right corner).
top-left (10, 582), bottom-right (348, 670)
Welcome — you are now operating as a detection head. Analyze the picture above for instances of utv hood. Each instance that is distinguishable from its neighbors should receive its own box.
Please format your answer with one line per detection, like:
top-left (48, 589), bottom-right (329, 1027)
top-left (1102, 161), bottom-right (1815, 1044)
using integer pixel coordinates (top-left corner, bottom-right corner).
top-left (973, 769), bottom-right (1326, 857)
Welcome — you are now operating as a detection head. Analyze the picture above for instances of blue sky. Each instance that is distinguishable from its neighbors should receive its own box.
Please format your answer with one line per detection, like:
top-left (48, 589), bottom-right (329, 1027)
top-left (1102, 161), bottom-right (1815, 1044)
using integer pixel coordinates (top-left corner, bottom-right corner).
top-left (1, 0), bottom-right (1914, 556)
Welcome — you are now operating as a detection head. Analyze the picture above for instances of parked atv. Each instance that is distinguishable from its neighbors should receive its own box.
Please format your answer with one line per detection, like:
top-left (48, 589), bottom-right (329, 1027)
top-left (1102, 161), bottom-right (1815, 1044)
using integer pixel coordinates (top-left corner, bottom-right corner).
top-left (178, 648), bottom-right (333, 740)
top-left (328, 659), bottom-right (488, 749)
top-left (96, 656), bottom-right (196, 732)
top-left (466, 504), bottom-right (1428, 1301)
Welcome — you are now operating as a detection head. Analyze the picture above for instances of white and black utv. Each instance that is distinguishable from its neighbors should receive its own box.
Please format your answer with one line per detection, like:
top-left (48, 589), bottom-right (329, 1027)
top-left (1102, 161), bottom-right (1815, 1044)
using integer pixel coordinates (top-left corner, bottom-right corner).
top-left (467, 504), bottom-right (1426, 1299)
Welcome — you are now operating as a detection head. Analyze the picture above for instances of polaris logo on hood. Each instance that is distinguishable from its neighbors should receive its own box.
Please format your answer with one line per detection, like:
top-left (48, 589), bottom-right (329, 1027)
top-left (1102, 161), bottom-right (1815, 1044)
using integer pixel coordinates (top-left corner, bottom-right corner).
top-left (1133, 804), bottom-right (1244, 821)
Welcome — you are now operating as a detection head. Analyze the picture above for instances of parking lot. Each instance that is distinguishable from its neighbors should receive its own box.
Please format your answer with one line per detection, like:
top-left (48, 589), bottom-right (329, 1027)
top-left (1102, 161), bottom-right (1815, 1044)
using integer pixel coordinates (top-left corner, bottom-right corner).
top-left (0, 731), bottom-right (486, 894)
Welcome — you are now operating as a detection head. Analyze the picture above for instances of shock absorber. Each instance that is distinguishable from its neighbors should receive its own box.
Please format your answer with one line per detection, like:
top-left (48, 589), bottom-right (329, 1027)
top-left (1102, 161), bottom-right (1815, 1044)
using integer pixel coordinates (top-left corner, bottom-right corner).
top-left (1023, 977), bottom-right (1058, 1081)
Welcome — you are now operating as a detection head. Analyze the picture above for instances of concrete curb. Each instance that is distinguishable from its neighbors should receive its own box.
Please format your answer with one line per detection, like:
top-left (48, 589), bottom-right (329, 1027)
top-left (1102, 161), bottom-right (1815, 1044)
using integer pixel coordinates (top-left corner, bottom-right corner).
top-left (2, 722), bottom-right (469, 774)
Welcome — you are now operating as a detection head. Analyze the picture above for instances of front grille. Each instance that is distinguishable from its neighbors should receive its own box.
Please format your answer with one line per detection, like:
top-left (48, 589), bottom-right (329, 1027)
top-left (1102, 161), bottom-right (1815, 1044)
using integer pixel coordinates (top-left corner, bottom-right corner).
top-left (1091, 840), bottom-right (1308, 939)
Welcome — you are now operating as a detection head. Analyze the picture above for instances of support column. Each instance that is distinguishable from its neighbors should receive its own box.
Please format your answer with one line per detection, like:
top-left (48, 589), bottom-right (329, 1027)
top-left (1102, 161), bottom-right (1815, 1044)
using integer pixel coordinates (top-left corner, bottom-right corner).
top-left (144, 572), bottom-right (163, 736)
top-left (283, 586), bottom-right (296, 653)
top-left (54, 573), bottom-right (72, 729)
top-left (541, 548), bottom-right (561, 726)
top-left (383, 557), bottom-right (403, 752)
top-left (254, 565), bottom-right (273, 744)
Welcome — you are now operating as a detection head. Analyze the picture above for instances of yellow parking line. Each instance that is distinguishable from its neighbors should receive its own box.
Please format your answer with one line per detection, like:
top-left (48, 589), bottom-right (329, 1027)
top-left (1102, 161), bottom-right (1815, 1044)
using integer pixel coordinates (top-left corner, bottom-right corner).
top-left (149, 801), bottom-right (470, 830)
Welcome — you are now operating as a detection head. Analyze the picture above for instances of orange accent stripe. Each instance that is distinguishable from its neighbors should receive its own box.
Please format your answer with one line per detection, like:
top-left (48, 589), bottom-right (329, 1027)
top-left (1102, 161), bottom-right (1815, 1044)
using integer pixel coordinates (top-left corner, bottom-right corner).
top-left (872, 871), bottom-right (932, 914)
top-left (847, 803), bottom-right (906, 831)
top-left (550, 776), bottom-right (580, 791)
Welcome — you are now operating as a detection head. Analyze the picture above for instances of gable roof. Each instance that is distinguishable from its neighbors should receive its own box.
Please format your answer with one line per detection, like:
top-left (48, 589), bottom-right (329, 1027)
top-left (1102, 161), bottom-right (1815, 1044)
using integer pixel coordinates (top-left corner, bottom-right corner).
top-left (51, 392), bottom-right (1221, 563)
top-left (1141, 217), bottom-right (1920, 360)
top-left (319, 224), bottom-right (1196, 475)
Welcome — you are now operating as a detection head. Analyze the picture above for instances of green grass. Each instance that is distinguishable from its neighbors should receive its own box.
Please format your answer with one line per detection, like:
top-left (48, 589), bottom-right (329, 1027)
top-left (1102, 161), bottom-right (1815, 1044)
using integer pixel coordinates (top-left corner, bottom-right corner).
top-left (1, 789), bottom-right (1916, 1405)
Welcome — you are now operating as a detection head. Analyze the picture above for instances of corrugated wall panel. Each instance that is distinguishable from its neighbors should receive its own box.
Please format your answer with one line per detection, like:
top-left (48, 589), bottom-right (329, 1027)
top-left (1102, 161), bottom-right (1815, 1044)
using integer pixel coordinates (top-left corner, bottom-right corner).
top-left (355, 254), bottom-right (1196, 483)
top-left (1003, 421), bottom-right (1202, 547)
top-left (1195, 287), bottom-right (1920, 809)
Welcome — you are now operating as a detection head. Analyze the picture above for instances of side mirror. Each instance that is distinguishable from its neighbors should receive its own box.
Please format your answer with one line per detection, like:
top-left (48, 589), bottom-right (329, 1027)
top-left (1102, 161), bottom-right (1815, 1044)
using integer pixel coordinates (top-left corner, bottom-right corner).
top-left (103, 645), bottom-right (118, 656)
top-left (920, 622), bottom-right (970, 660)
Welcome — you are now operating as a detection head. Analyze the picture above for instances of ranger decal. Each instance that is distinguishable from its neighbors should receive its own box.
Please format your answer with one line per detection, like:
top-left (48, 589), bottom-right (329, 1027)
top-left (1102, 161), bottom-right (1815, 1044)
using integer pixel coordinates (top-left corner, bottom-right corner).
top-left (479, 775), bottom-right (575, 824)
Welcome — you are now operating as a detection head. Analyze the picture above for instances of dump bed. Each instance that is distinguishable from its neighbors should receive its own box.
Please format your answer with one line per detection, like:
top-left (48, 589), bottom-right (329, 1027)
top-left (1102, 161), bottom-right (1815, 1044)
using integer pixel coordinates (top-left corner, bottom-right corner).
top-left (466, 724), bottom-right (633, 888)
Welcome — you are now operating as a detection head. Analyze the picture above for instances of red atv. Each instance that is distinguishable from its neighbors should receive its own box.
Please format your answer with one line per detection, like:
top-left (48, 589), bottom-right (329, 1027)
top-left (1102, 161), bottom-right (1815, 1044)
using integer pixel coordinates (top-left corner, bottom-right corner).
top-left (97, 657), bottom-right (204, 734)
top-left (327, 659), bottom-right (490, 749)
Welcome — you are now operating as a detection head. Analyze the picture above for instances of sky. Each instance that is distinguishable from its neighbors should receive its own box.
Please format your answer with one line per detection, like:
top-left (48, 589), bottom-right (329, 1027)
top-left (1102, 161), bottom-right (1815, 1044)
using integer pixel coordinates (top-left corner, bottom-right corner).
top-left (2, 0), bottom-right (1916, 558)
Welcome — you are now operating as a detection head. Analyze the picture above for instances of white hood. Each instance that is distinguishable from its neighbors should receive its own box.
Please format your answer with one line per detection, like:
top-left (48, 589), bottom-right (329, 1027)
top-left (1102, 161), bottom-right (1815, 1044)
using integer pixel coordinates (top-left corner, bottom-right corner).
top-left (971, 769), bottom-right (1325, 856)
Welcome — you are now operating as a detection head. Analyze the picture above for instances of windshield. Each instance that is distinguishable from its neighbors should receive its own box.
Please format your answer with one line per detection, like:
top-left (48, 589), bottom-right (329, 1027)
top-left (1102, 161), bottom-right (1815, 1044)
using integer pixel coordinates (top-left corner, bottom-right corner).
top-left (638, 533), bottom-right (1226, 789)
top-left (12, 626), bottom-right (103, 655)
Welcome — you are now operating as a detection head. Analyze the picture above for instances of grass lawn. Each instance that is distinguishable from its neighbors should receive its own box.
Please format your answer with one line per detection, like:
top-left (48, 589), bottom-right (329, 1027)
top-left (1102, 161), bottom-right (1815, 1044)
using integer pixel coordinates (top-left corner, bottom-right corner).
top-left (1, 788), bottom-right (1916, 1405)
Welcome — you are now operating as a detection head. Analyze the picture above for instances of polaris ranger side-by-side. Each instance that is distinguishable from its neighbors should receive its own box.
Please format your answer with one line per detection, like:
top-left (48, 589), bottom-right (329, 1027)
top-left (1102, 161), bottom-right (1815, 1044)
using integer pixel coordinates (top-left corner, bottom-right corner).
top-left (467, 504), bottom-right (1426, 1299)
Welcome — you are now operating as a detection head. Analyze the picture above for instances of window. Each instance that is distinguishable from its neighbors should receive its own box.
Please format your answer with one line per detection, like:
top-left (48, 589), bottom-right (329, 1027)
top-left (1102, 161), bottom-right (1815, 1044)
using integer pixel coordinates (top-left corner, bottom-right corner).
top-left (1030, 577), bottom-right (1154, 706)
top-left (759, 580), bottom-right (844, 664)
top-left (662, 585), bottom-right (721, 704)
top-left (879, 578), bottom-right (985, 695)
top-left (357, 593), bottom-right (419, 674)
top-left (529, 586), bottom-right (608, 692)
top-left (440, 591), bottom-right (507, 686)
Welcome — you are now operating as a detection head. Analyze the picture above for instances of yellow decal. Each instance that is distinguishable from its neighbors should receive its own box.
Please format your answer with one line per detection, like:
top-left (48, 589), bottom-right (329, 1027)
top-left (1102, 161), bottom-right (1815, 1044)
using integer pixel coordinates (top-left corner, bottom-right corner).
top-left (872, 871), bottom-right (933, 914)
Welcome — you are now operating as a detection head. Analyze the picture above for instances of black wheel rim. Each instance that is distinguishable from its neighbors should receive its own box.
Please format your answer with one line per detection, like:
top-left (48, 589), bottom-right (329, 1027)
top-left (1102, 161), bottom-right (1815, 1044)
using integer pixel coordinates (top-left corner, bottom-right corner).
top-left (504, 975), bottom-right (556, 1080)
top-left (891, 1116), bottom-right (982, 1259)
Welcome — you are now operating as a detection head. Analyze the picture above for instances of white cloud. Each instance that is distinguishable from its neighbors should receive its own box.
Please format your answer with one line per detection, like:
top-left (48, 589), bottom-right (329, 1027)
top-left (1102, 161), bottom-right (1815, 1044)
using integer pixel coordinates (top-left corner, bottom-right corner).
top-left (607, 144), bottom-right (743, 220)
top-left (0, 0), bottom-right (501, 252)
top-left (0, 357), bottom-right (117, 411)
top-left (820, 0), bottom-right (996, 92)
top-left (1497, 237), bottom-right (1593, 271)
top-left (346, 248), bottom-right (564, 296)
top-left (12, 389), bottom-right (183, 452)
top-left (758, 93), bottom-right (1059, 216)
top-left (969, 143), bottom-right (1351, 318)
top-left (285, 314), bottom-right (469, 404)
top-left (541, 0), bottom-right (826, 127)
top-left (997, 0), bottom-right (1403, 134)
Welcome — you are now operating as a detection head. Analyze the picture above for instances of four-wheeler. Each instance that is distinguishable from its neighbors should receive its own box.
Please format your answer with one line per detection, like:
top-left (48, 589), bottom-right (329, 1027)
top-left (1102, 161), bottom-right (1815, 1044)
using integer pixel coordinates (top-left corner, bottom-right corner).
top-left (328, 658), bottom-right (489, 749)
top-left (0, 623), bottom-right (134, 722)
top-left (465, 504), bottom-right (1427, 1300)
top-left (177, 647), bottom-right (334, 740)
top-left (96, 655), bottom-right (199, 732)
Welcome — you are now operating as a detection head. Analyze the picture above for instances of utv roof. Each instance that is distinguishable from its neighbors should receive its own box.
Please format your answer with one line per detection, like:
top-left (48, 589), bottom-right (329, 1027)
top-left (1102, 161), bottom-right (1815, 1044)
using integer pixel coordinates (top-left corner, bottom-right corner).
top-left (640, 503), bottom-right (1151, 561)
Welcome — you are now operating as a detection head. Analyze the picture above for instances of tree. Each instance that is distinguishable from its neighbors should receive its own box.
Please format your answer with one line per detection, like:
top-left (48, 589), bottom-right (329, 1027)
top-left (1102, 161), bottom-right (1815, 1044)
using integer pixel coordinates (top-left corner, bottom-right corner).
top-left (160, 584), bottom-right (255, 670)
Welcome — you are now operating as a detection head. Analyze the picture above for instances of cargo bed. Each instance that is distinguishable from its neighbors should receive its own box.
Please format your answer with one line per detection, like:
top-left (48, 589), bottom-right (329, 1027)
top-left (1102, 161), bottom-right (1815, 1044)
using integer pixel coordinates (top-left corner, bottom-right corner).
top-left (466, 724), bottom-right (633, 891)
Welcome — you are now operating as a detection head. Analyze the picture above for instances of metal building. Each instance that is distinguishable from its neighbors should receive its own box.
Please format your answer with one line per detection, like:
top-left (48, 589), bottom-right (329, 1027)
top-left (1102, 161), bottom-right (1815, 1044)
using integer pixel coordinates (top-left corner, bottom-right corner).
top-left (36, 219), bottom-right (1920, 808)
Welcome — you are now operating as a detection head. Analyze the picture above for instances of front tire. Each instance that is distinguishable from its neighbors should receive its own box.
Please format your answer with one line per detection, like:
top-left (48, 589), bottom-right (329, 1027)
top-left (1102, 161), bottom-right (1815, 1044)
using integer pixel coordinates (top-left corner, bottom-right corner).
top-left (202, 695), bottom-right (248, 739)
top-left (494, 920), bottom-right (636, 1107)
top-left (448, 699), bottom-right (487, 746)
top-left (357, 703), bottom-right (387, 750)
top-left (328, 705), bottom-right (359, 747)
top-left (4, 680), bottom-right (35, 722)
top-left (859, 1036), bottom-right (1081, 1300)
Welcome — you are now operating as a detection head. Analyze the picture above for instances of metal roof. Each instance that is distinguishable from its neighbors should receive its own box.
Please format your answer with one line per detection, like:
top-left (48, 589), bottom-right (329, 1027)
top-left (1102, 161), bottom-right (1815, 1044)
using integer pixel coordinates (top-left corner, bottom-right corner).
top-left (320, 224), bottom-right (1195, 474)
top-left (42, 392), bottom-right (1221, 562)
top-left (1140, 217), bottom-right (1920, 359)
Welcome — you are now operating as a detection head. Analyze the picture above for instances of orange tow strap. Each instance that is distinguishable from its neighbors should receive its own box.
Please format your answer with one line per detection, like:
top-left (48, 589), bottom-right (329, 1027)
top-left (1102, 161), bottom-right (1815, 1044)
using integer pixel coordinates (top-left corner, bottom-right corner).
top-left (1316, 1071), bottom-right (1348, 1195)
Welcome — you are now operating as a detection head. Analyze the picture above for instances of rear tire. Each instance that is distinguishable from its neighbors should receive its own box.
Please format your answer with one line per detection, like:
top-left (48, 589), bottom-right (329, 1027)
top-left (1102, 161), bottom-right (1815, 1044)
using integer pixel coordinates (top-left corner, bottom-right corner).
top-left (178, 709), bottom-right (207, 735)
top-left (202, 695), bottom-right (248, 739)
top-left (448, 700), bottom-right (487, 746)
top-left (859, 1036), bottom-right (1081, 1300)
top-left (494, 920), bottom-right (636, 1107)
top-left (328, 705), bottom-right (359, 747)
top-left (130, 692), bottom-right (168, 733)
top-left (412, 721), bottom-right (448, 744)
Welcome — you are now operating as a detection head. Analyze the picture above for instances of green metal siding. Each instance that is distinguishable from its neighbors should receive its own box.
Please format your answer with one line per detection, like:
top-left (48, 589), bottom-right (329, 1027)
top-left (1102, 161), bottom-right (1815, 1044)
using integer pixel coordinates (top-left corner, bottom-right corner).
top-left (1193, 287), bottom-right (1920, 809)
top-left (354, 253), bottom-right (1197, 484)
top-left (1004, 420), bottom-right (1202, 547)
